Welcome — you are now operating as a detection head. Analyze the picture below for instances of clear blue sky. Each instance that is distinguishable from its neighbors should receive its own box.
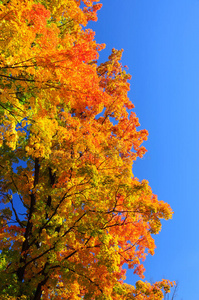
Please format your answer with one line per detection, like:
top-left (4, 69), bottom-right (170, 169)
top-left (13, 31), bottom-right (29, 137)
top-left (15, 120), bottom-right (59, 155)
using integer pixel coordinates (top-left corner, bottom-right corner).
top-left (89, 1), bottom-right (199, 299)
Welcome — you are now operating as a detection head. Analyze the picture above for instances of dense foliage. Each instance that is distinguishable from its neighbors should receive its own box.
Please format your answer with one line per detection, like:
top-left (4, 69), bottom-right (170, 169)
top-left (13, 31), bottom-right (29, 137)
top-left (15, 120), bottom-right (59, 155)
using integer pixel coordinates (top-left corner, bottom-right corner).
top-left (0, 0), bottom-right (173, 299)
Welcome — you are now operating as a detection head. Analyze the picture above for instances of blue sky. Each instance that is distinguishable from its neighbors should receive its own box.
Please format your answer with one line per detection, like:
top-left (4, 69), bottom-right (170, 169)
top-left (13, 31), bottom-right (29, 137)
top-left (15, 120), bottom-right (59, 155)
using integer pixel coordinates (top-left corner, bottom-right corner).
top-left (88, 1), bottom-right (199, 299)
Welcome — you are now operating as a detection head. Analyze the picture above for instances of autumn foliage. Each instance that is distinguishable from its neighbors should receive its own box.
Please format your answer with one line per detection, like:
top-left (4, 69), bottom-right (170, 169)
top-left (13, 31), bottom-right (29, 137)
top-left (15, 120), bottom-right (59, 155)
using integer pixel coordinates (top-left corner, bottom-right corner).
top-left (0, 0), bottom-right (173, 299)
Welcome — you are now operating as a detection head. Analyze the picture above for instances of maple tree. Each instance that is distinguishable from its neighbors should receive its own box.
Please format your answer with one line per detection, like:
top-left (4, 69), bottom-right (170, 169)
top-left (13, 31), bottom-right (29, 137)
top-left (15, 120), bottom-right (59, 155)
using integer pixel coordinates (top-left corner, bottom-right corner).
top-left (0, 0), bottom-right (174, 299)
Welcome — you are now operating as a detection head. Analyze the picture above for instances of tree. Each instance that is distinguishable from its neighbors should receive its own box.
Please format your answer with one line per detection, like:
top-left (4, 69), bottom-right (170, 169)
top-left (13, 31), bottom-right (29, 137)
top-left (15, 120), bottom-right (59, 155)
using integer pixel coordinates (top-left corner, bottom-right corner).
top-left (0, 0), bottom-right (174, 299)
